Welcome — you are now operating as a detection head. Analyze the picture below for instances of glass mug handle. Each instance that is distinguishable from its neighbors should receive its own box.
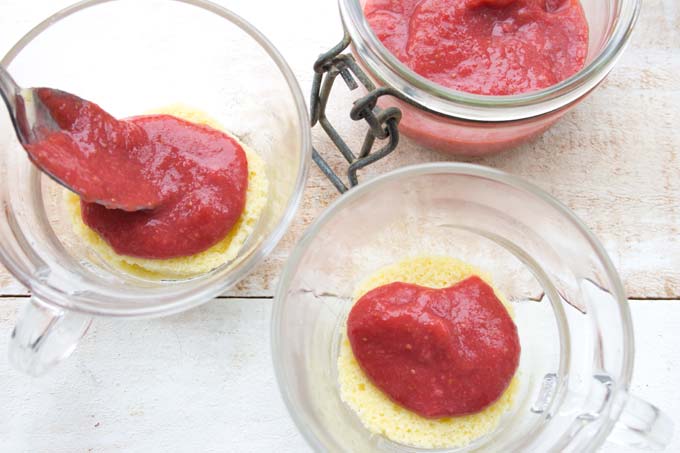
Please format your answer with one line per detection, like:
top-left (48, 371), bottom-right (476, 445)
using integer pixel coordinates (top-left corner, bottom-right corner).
top-left (8, 296), bottom-right (92, 376)
top-left (609, 393), bottom-right (674, 450)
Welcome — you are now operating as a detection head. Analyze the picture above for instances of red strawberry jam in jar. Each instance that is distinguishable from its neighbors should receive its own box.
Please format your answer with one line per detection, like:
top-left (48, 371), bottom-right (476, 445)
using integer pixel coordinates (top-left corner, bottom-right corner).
top-left (336, 0), bottom-right (640, 155)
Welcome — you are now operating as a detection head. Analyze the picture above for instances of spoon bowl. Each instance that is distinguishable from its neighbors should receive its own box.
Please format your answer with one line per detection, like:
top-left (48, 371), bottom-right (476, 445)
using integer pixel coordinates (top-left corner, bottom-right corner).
top-left (0, 65), bottom-right (160, 211)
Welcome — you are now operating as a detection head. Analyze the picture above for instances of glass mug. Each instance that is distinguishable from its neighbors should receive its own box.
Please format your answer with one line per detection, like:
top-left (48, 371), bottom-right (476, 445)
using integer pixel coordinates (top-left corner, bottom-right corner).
top-left (272, 164), bottom-right (673, 452)
top-left (0, 0), bottom-right (310, 376)
top-left (335, 0), bottom-right (641, 155)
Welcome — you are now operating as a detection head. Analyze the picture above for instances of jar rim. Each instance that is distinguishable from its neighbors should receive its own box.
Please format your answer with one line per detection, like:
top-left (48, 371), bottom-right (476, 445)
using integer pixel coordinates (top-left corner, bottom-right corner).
top-left (339, 0), bottom-right (641, 122)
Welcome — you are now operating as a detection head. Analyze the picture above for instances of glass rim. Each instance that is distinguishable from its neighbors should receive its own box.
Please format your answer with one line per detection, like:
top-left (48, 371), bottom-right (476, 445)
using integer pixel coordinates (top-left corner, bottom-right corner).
top-left (339, 0), bottom-right (641, 122)
top-left (271, 162), bottom-right (634, 450)
top-left (0, 0), bottom-right (312, 318)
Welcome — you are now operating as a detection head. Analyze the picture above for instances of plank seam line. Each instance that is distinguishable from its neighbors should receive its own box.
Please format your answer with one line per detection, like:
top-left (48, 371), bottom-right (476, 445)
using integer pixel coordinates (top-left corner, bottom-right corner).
top-left (0, 295), bottom-right (678, 301)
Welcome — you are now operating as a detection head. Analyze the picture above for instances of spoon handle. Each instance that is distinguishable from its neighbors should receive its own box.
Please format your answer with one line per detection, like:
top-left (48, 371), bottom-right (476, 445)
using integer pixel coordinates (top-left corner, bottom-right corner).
top-left (0, 64), bottom-right (20, 118)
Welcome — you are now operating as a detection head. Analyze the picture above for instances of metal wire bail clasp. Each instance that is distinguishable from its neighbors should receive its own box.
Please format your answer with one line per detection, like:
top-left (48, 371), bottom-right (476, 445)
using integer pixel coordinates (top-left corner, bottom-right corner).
top-left (310, 32), bottom-right (402, 193)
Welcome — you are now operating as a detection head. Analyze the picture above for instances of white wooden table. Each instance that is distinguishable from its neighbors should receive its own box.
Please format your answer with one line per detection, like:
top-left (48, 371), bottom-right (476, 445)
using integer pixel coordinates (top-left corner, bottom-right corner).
top-left (1, 0), bottom-right (678, 451)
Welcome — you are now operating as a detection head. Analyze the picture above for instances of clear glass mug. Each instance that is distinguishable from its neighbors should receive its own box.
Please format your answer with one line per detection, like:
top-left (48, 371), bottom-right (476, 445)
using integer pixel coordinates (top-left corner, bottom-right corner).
top-left (0, 0), bottom-right (311, 376)
top-left (337, 0), bottom-right (641, 155)
top-left (272, 164), bottom-right (673, 452)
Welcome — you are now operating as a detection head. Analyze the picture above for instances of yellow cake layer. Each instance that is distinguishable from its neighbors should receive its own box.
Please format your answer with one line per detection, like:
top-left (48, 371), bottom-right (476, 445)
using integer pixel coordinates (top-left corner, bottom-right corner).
top-left (66, 104), bottom-right (268, 279)
top-left (338, 256), bottom-right (519, 449)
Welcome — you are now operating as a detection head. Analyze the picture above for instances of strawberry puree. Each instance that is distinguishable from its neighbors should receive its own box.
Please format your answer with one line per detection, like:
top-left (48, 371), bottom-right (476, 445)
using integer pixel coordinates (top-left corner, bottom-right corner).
top-left (28, 90), bottom-right (248, 259)
top-left (365, 0), bottom-right (588, 95)
top-left (81, 115), bottom-right (248, 259)
top-left (347, 277), bottom-right (520, 418)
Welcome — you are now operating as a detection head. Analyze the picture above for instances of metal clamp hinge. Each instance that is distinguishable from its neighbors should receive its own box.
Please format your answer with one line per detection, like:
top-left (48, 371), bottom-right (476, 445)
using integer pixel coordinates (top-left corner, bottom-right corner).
top-left (310, 32), bottom-right (402, 193)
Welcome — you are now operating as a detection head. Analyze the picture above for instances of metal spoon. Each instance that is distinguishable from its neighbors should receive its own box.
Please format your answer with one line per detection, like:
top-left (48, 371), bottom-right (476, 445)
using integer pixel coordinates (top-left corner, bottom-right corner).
top-left (0, 65), bottom-right (160, 211)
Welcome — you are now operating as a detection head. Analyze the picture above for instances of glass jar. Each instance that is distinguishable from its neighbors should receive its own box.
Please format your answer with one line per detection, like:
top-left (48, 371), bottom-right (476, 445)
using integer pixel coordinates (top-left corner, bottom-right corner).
top-left (337, 0), bottom-right (641, 155)
top-left (272, 163), bottom-right (673, 452)
top-left (0, 0), bottom-right (310, 375)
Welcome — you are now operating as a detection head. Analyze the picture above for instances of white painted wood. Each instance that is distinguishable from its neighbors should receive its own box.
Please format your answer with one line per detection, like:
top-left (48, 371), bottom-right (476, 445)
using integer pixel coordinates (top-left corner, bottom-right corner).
top-left (0, 298), bottom-right (309, 452)
top-left (0, 0), bottom-right (678, 451)
top-left (0, 298), bottom-right (678, 452)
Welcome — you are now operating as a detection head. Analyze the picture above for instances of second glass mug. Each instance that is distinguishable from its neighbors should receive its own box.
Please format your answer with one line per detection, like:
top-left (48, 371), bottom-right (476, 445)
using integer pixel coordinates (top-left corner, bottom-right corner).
top-left (0, 0), bottom-right (310, 376)
top-left (272, 164), bottom-right (674, 452)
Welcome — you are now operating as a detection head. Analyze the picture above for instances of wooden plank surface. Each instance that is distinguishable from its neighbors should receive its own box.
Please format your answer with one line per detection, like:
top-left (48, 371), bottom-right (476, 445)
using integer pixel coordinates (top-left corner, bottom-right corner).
top-left (0, 1), bottom-right (678, 451)
top-left (0, 297), bottom-right (678, 452)
top-left (0, 0), bottom-right (678, 298)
